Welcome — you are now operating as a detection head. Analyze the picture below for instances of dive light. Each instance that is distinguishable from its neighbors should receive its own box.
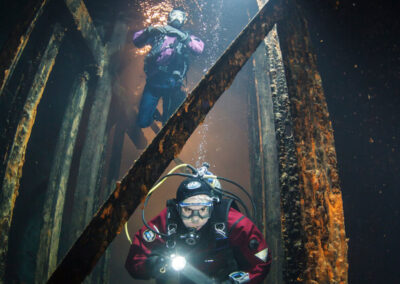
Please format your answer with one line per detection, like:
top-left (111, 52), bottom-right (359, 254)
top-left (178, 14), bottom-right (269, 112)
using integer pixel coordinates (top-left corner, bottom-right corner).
top-left (170, 254), bottom-right (187, 271)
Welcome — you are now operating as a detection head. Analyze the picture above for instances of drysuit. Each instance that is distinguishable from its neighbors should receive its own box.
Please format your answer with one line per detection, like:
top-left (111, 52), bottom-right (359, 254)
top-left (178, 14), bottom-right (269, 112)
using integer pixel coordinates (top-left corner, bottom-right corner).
top-left (133, 26), bottom-right (204, 128)
top-left (125, 200), bottom-right (271, 283)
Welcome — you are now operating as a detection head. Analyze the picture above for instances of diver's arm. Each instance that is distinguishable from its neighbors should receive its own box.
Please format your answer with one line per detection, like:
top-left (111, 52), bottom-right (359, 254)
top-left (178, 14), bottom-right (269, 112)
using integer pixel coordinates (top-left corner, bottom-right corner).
top-left (132, 26), bottom-right (164, 47)
top-left (187, 35), bottom-right (204, 54)
top-left (228, 208), bottom-right (272, 284)
top-left (132, 29), bottom-right (149, 48)
top-left (125, 209), bottom-right (168, 279)
top-left (160, 25), bottom-right (204, 54)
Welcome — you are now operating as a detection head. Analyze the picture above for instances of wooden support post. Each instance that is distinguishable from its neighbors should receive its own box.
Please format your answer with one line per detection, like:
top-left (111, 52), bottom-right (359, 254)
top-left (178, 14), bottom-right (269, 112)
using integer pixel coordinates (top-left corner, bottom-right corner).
top-left (250, 18), bottom-right (284, 284)
top-left (67, 65), bottom-right (111, 245)
top-left (264, 26), bottom-right (305, 283)
top-left (65, 20), bottom-right (126, 268)
top-left (277, 0), bottom-right (348, 283)
top-left (64, 0), bottom-right (105, 72)
top-left (105, 124), bottom-right (125, 190)
top-left (0, 0), bottom-right (49, 96)
top-left (48, 1), bottom-right (284, 282)
top-left (0, 23), bottom-right (65, 282)
top-left (90, 125), bottom-right (125, 284)
top-left (35, 72), bottom-right (90, 283)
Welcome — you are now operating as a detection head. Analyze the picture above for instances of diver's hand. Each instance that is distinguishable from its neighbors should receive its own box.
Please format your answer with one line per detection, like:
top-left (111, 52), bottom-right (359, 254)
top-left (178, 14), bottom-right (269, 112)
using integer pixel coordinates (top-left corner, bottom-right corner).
top-left (162, 25), bottom-right (189, 42)
top-left (144, 26), bottom-right (164, 36)
top-left (145, 254), bottom-right (171, 279)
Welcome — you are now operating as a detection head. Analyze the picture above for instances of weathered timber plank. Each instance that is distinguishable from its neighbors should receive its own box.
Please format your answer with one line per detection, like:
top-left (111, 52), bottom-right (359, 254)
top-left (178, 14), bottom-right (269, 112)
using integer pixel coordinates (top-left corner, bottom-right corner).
top-left (277, 0), bottom-right (348, 283)
top-left (0, 23), bottom-right (65, 283)
top-left (89, 125), bottom-right (125, 284)
top-left (251, 18), bottom-right (284, 284)
top-left (35, 72), bottom-right (90, 283)
top-left (265, 26), bottom-right (305, 283)
top-left (66, 21), bottom-right (126, 253)
top-left (67, 64), bottom-right (111, 247)
top-left (248, 49), bottom-right (265, 232)
top-left (0, 0), bottom-right (50, 96)
top-left (47, 1), bottom-right (284, 282)
top-left (64, 0), bottom-right (105, 72)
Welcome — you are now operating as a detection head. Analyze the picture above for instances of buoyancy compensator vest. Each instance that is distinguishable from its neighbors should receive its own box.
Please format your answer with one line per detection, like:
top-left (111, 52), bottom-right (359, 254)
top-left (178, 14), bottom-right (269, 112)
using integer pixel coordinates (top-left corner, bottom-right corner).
top-left (144, 30), bottom-right (189, 83)
top-left (165, 198), bottom-right (239, 280)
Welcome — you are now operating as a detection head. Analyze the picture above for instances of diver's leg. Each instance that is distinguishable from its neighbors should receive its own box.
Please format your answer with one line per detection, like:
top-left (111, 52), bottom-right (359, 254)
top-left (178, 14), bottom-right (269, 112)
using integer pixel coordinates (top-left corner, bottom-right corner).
top-left (161, 92), bottom-right (172, 124)
top-left (161, 88), bottom-right (186, 124)
top-left (138, 86), bottom-right (160, 128)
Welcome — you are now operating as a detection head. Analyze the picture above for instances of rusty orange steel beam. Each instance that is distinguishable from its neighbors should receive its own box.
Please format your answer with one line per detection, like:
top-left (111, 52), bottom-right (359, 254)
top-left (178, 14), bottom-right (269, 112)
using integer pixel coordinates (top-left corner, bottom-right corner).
top-left (48, 0), bottom-right (283, 282)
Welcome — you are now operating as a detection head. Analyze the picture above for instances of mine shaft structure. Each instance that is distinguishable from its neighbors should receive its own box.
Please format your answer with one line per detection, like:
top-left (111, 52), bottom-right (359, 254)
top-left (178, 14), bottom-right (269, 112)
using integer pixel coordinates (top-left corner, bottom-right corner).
top-left (0, 0), bottom-right (348, 283)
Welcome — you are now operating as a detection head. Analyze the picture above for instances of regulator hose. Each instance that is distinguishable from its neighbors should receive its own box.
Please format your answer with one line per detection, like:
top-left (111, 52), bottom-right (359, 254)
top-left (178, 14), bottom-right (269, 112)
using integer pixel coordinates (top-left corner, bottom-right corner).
top-left (124, 163), bottom-right (256, 243)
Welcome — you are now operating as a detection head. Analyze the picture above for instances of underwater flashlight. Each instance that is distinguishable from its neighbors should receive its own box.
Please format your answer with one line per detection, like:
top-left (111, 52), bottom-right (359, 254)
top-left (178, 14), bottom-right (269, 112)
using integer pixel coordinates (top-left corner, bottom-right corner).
top-left (171, 254), bottom-right (187, 271)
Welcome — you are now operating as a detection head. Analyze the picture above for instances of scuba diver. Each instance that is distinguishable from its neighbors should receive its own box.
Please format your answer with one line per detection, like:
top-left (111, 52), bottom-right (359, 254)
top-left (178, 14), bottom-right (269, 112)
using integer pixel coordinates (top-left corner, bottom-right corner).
top-left (125, 163), bottom-right (271, 283)
top-left (133, 8), bottom-right (204, 128)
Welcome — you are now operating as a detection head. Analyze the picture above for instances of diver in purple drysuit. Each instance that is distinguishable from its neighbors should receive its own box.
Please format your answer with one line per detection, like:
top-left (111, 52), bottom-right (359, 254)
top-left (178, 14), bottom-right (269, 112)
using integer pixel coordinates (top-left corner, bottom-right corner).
top-left (133, 8), bottom-right (204, 128)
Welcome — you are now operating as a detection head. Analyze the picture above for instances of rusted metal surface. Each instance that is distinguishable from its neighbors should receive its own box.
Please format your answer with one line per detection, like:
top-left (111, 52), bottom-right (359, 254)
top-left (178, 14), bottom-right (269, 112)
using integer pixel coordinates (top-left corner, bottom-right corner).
top-left (277, 0), bottom-right (348, 283)
top-left (47, 1), bottom-right (284, 282)
top-left (35, 72), bottom-right (90, 284)
top-left (0, 23), bottom-right (65, 283)
top-left (265, 25), bottom-right (305, 283)
top-left (64, 0), bottom-right (105, 73)
top-left (0, 0), bottom-right (50, 97)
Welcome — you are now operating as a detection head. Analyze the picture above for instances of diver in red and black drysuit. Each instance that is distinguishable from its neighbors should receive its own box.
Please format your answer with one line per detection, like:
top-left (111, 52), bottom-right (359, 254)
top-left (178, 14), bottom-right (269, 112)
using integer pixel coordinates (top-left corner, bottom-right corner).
top-left (125, 164), bottom-right (271, 283)
top-left (133, 8), bottom-right (204, 128)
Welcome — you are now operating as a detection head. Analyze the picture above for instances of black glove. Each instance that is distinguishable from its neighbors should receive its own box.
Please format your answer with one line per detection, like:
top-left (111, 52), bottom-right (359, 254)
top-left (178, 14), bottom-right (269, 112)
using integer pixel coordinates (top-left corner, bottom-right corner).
top-left (145, 252), bottom-right (177, 280)
top-left (159, 25), bottom-right (190, 43)
top-left (144, 26), bottom-right (163, 36)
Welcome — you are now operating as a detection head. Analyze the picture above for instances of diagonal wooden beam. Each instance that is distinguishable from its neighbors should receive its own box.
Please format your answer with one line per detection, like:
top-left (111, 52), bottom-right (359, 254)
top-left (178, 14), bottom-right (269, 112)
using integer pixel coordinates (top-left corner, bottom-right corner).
top-left (47, 0), bottom-right (283, 282)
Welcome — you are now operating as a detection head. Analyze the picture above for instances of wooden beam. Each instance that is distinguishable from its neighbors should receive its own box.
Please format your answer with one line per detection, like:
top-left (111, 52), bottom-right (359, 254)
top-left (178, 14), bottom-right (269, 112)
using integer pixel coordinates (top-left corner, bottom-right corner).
top-left (65, 21), bottom-right (125, 253)
top-left (277, 0), bottom-right (348, 283)
top-left (264, 26), bottom-right (305, 283)
top-left (35, 72), bottom-right (90, 283)
top-left (64, 0), bottom-right (105, 72)
top-left (47, 0), bottom-right (284, 282)
top-left (0, 0), bottom-right (50, 96)
top-left (251, 23), bottom-right (284, 283)
top-left (0, 23), bottom-right (65, 283)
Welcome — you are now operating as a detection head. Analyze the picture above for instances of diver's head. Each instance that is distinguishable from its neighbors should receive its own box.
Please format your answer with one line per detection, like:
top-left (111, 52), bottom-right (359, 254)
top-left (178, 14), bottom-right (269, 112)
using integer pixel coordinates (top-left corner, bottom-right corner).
top-left (168, 8), bottom-right (187, 29)
top-left (176, 178), bottom-right (214, 230)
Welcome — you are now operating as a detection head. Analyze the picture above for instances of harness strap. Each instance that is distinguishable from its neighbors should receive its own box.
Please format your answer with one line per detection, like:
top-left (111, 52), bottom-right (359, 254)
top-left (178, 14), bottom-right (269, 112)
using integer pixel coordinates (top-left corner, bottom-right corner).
top-left (228, 215), bottom-right (245, 235)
